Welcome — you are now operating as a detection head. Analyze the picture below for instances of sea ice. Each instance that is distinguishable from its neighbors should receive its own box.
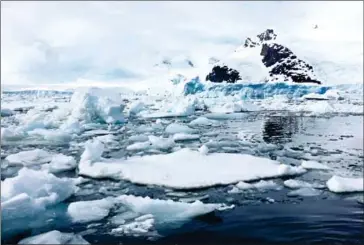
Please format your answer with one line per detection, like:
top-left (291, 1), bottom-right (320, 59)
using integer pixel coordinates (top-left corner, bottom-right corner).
top-left (67, 198), bottom-right (115, 223)
top-left (126, 141), bottom-right (152, 151)
top-left (284, 179), bottom-right (325, 189)
top-left (189, 117), bottom-right (218, 126)
top-left (172, 133), bottom-right (200, 141)
top-left (5, 149), bottom-right (53, 166)
top-left (18, 230), bottom-right (89, 244)
top-left (165, 123), bottom-right (196, 134)
top-left (301, 160), bottom-right (331, 170)
top-left (1, 168), bottom-right (75, 220)
top-left (198, 145), bottom-right (209, 155)
top-left (287, 187), bottom-right (321, 197)
top-left (326, 176), bottom-right (364, 193)
top-left (79, 148), bottom-right (307, 189)
top-left (46, 154), bottom-right (77, 173)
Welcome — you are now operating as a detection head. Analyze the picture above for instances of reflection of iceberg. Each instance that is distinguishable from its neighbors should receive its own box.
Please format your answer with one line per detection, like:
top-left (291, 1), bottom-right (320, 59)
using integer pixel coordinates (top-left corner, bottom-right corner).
top-left (262, 116), bottom-right (299, 144)
top-left (185, 81), bottom-right (331, 99)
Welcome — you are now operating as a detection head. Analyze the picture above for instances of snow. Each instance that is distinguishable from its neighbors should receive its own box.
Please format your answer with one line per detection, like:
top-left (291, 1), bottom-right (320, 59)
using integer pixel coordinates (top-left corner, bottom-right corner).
top-left (165, 123), bottom-right (197, 134)
top-left (1, 168), bottom-right (75, 220)
top-left (326, 176), bottom-right (364, 193)
top-left (67, 198), bottom-right (115, 223)
top-left (79, 147), bottom-right (307, 189)
top-left (301, 160), bottom-right (331, 170)
top-left (5, 149), bottom-right (53, 166)
top-left (189, 117), bottom-right (218, 126)
top-left (18, 230), bottom-right (89, 244)
top-left (173, 133), bottom-right (200, 141)
top-left (198, 145), bottom-right (209, 155)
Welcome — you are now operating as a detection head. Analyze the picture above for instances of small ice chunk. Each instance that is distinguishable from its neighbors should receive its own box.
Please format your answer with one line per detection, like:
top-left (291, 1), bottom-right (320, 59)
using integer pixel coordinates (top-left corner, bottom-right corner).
top-left (198, 145), bottom-right (209, 155)
top-left (128, 135), bottom-right (149, 142)
top-left (326, 176), bottom-right (364, 193)
top-left (173, 133), bottom-right (200, 141)
top-left (111, 216), bottom-right (155, 236)
top-left (287, 187), bottom-right (321, 197)
top-left (80, 139), bottom-right (104, 163)
top-left (228, 186), bottom-right (241, 194)
top-left (301, 160), bottom-right (331, 170)
top-left (165, 123), bottom-right (196, 134)
top-left (47, 154), bottom-right (77, 173)
top-left (284, 179), bottom-right (324, 189)
top-left (148, 135), bottom-right (175, 150)
top-left (189, 117), bottom-right (218, 126)
top-left (128, 102), bottom-right (146, 116)
top-left (127, 141), bottom-right (152, 151)
top-left (1, 127), bottom-right (27, 141)
top-left (235, 180), bottom-right (281, 191)
top-left (67, 198), bottom-right (116, 223)
top-left (5, 149), bottom-right (53, 166)
top-left (18, 230), bottom-right (89, 244)
top-left (302, 93), bottom-right (329, 100)
top-left (277, 164), bottom-right (306, 176)
top-left (235, 181), bottom-right (254, 190)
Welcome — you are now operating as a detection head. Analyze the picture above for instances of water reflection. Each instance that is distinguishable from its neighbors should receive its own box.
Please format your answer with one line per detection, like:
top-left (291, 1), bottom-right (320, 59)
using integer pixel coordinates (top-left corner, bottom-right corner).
top-left (262, 116), bottom-right (299, 144)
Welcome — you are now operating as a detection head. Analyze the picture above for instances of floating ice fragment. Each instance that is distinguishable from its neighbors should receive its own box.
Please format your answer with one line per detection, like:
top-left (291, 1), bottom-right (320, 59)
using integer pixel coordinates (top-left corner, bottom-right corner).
top-left (5, 149), bottom-right (53, 166)
top-left (173, 133), bottom-right (200, 141)
top-left (165, 123), bottom-right (196, 134)
top-left (326, 176), bottom-right (363, 193)
top-left (18, 230), bottom-right (89, 244)
top-left (301, 160), bottom-right (331, 170)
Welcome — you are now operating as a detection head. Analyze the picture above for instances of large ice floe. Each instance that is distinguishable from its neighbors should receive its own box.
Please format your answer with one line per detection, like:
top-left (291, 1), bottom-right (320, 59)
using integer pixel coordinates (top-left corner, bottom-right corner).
top-left (18, 230), bottom-right (89, 244)
top-left (79, 141), bottom-right (306, 189)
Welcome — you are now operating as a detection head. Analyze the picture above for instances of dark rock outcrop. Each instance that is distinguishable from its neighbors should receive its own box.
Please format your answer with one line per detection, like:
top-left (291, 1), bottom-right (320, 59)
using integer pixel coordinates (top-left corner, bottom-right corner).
top-left (261, 43), bottom-right (321, 84)
top-left (244, 29), bottom-right (277, 48)
top-left (205, 65), bottom-right (241, 83)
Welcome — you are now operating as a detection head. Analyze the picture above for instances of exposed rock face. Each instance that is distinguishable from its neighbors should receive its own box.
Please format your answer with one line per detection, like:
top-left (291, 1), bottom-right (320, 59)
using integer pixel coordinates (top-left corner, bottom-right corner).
top-left (244, 29), bottom-right (277, 48)
top-left (205, 65), bottom-right (241, 83)
top-left (261, 43), bottom-right (321, 84)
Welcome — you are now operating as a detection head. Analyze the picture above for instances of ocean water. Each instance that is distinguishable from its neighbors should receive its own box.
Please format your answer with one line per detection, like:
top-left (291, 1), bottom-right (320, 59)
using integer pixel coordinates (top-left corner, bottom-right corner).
top-left (1, 89), bottom-right (363, 245)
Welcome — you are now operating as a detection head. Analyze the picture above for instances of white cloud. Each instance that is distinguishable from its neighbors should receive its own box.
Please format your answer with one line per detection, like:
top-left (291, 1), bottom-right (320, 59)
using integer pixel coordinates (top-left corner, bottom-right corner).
top-left (1, 1), bottom-right (362, 86)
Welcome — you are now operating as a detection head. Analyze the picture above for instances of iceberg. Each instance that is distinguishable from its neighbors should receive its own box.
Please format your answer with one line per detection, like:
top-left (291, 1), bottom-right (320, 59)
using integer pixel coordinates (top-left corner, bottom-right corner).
top-left (183, 77), bottom-right (205, 95)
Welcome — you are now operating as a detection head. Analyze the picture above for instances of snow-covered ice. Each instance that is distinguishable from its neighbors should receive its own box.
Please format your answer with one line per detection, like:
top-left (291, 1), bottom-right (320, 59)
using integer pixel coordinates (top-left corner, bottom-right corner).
top-left (18, 230), bottom-right (89, 244)
top-left (5, 149), bottom-right (53, 166)
top-left (284, 179), bottom-right (325, 189)
top-left (189, 117), bottom-right (218, 126)
top-left (326, 176), bottom-right (364, 193)
top-left (44, 154), bottom-right (77, 173)
top-left (67, 198), bottom-right (116, 223)
top-left (79, 147), bottom-right (306, 189)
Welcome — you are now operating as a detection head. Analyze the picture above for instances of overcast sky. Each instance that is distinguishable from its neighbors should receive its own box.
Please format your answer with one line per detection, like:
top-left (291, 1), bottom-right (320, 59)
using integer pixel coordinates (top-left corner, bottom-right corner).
top-left (1, 1), bottom-right (362, 86)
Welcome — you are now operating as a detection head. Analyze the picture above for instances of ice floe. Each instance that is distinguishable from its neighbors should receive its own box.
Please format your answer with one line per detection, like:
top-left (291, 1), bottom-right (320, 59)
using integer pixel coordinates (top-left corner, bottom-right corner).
top-left (79, 147), bottom-right (306, 189)
top-left (67, 197), bottom-right (115, 223)
top-left (1, 168), bottom-right (75, 221)
top-left (189, 117), bottom-right (218, 126)
top-left (283, 179), bottom-right (325, 189)
top-left (301, 160), bottom-right (331, 170)
top-left (18, 230), bottom-right (89, 244)
top-left (326, 176), bottom-right (364, 193)
top-left (165, 123), bottom-right (196, 134)
top-left (5, 149), bottom-right (53, 166)
top-left (44, 154), bottom-right (77, 173)
top-left (287, 187), bottom-right (322, 197)
top-left (172, 133), bottom-right (200, 141)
